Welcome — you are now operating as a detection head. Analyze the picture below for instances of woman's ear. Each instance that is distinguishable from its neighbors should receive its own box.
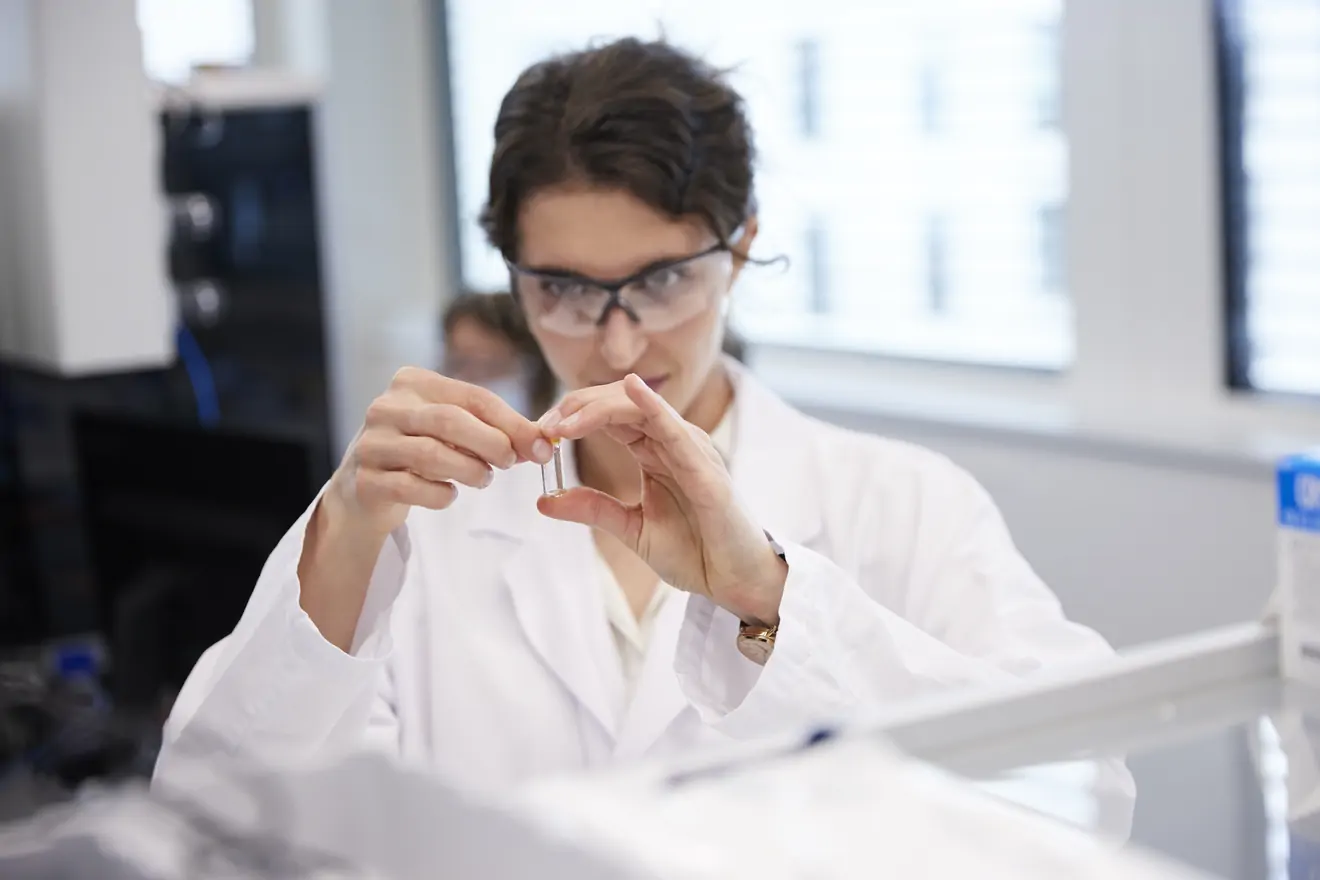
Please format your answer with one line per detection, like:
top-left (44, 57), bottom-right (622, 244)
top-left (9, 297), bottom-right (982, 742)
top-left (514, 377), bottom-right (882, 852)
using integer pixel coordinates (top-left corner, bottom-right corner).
top-left (730, 215), bottom-right (759, 280)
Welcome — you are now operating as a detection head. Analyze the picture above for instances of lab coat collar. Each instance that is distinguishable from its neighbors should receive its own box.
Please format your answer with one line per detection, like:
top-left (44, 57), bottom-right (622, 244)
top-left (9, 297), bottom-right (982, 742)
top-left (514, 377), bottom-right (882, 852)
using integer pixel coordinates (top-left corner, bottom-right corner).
top-left (500, 513), bottom-right (625, 740)
top-left (614, 361), bottom-right (826, 758)
top-left (613, 593), bottom-right (689, 759)
top-left (721, 359), bottom-right (824, 549)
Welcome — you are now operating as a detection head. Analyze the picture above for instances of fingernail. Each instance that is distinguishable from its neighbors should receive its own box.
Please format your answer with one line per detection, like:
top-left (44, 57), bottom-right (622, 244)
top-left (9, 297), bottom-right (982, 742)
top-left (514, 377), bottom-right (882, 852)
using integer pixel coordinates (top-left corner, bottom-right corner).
top-left (532, 438), bottom-right (553, 464)
top-left (481, 469), bottom-right (494, 488)
top-left (540, 410), bottom-right (561, 432)
top-left (558, 414), bottom-right (580, 432)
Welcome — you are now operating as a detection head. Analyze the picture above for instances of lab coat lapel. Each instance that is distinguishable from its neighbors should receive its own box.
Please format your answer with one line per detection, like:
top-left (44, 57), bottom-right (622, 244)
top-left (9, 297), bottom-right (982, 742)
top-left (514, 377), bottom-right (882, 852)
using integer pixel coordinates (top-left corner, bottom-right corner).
top-left (474, 445), bottom-right (624, 742)
top-left (616, 366), bottom-right (825, 759)
top-left (726, 364), bottom-right (824, 549)
top-left (612, 593), bottom-right (689, 760)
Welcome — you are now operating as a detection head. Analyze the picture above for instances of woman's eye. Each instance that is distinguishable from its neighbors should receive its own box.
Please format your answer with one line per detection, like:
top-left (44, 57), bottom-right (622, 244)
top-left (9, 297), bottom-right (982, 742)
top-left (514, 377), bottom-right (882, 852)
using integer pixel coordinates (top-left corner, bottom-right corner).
top-left (537, 277), bottom-right (588, 299)
top-left (641, 267), bottom-right (688, 293)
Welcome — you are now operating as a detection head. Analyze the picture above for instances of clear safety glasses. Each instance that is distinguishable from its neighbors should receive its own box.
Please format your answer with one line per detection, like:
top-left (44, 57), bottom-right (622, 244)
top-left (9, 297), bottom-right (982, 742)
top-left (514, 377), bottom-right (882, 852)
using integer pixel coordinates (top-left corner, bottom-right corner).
top-left (506, 244), bottom-right (734, 339)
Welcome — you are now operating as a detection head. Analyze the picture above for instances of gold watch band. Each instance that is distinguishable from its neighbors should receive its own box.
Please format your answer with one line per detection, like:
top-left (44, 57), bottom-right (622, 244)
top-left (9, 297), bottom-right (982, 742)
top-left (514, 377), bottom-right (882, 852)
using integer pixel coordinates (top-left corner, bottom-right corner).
top-left (736, 622), bottom-right (778, 665)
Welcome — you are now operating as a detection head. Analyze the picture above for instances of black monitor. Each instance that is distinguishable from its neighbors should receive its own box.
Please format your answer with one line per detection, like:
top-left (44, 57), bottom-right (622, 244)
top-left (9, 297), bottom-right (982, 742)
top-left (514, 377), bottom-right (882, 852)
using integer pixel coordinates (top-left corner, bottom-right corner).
top-left (0, 372), bottom-right (42, 651)
top-left (72, 412), bottom-right (322, 711)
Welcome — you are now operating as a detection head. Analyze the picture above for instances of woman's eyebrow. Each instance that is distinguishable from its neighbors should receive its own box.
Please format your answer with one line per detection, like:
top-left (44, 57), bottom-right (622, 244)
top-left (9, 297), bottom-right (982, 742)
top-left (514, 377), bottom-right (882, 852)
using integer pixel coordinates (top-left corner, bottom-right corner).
top-left (522, 252), bottom-right (698, 281)
top-left (519, 262), bottom-right (594, 278)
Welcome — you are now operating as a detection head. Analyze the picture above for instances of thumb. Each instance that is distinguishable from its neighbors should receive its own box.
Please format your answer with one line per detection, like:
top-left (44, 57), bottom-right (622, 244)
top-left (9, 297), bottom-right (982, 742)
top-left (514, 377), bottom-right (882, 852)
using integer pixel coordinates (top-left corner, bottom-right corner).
top-left (536, 487), bottom-right (639, 547)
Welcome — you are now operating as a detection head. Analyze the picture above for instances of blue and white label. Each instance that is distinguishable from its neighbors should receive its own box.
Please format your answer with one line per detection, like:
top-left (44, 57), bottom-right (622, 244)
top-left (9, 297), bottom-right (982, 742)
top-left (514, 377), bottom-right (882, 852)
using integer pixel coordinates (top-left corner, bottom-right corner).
top-left (1279, 451), bottom-right (1320, 533)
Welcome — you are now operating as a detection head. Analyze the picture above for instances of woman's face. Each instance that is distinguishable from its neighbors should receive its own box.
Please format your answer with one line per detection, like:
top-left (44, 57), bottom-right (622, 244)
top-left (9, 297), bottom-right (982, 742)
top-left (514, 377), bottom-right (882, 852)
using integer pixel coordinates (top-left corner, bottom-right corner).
top-left (514, 183), bottom-right (752, 419)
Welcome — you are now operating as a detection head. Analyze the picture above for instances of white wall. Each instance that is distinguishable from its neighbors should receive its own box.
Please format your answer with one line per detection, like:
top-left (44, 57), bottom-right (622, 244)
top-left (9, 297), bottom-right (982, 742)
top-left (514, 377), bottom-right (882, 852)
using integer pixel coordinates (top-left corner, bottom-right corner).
top-left (251, 0), bottom-right (329, 78)
top-left (833, 411), bottom-right (1275, 649)
top-left (0, 0), bottom-right (172, 376)
top-left (309, 0), bottom-right (454, 451)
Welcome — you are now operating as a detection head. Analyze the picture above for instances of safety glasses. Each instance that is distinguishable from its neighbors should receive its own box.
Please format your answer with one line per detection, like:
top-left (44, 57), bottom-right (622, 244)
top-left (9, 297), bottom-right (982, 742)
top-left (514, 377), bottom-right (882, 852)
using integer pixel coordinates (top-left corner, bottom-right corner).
top-left (506, 244), bottom-right (734, 338)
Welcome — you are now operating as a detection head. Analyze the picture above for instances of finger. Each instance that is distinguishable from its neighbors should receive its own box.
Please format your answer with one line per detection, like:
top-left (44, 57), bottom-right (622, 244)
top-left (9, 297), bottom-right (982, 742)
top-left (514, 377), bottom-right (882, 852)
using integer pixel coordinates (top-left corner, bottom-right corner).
top-left (622, 374), bottom-right (714, 474)
top-left (560, 380), bottom-right (620, 411)
top-left (544, 393), bottom-right (645, 441)
top-left (358, 434), bottom-right (492, 489)
top-left (403, 403), bottom-right (522, 469)
top-left (539, 381), bottom-right (618, 433)
top-left (456, 383), bottom-right (554, 465)
top-left (370, 397), bottom-right (516, 470)
top-left (403, 371), bottom-right (552, 465)
top-left (536, 486), bottom-right (640, 547)
top-left (546, 377), bottom-right (697, 458)
top-left (358, 470), bottom-right (457, 511)
top-left (600, 423), bottom-right (648, 449)
top-left (622, 374), bottom-right (686, 441)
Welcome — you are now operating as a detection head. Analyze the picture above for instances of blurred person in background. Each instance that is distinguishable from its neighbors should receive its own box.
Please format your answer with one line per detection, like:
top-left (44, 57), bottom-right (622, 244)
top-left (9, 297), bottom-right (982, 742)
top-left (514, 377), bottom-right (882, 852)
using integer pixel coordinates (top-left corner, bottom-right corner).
top-left (156, 38), bottom-right (1123, 804)
top-left (441, 290), bottom-right (557, 418)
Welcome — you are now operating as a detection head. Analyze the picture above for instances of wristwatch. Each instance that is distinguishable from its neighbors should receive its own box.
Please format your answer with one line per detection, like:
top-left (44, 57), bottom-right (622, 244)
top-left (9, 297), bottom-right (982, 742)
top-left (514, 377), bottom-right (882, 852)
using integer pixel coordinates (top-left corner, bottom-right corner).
top-left (736, 622), bottom-right (778, 665)
top-left (736, 532), bottom-right (787, 665)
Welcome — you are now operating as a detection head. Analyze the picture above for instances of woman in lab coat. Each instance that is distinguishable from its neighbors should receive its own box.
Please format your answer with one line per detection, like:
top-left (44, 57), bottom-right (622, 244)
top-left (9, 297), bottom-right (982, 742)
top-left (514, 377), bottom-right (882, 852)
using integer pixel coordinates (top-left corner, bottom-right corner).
top-left (154, 37), bottom-right (1115, 795)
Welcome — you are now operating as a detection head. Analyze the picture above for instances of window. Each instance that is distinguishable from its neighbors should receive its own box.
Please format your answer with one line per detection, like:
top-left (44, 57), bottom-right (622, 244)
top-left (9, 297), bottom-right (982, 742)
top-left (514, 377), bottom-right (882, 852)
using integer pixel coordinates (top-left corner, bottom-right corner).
top-left (136, 0), bottom-right (254, 84)
top-left (446, 0), bottom-right (1071, 369)
top-left (1220, 0), bottom-right (1320, 396)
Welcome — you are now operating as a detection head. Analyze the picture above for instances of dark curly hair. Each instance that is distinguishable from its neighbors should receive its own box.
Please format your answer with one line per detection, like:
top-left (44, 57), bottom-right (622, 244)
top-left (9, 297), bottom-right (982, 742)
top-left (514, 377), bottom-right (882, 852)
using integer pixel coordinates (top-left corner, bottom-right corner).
top-left (479, 37), bottom-right (756, 262)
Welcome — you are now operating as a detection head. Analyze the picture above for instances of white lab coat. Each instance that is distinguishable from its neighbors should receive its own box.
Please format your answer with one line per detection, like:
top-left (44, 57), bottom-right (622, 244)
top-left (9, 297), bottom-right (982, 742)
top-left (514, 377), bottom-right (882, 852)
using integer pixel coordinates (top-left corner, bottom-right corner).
top-left (155, 365), bottom-right (1115, 797)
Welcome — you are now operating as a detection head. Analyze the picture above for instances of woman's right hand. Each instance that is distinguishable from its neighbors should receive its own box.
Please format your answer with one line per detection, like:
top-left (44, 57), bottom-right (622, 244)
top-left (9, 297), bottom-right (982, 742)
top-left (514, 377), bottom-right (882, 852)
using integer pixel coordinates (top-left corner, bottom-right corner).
top-left (329, 366), bottom-right (554, 537)
top-left (300, 367), bottom-right (552, 651)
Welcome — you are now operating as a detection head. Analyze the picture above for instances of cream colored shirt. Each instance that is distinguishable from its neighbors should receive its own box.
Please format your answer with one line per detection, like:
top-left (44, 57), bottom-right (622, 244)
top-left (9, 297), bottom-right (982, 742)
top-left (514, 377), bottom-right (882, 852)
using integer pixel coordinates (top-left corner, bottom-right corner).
top-left (593, 408), bottom-right (737, 712)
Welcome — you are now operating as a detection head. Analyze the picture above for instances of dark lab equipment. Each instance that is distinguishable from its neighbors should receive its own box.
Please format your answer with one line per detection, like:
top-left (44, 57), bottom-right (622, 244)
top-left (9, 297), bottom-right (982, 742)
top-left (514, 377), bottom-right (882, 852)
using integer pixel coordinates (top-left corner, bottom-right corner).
top-left (1, 92), bottom-right (337, 816)
top-left (72, 411), bottom-right (321, 715)
top-left (161, 100), bottom-right (334, 475)
top-left (0, 368), bottom-right (41, 651)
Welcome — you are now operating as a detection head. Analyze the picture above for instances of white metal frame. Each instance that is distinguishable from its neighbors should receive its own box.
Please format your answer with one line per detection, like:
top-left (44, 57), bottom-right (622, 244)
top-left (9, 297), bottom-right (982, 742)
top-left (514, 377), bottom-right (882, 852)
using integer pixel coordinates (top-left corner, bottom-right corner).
top-left (868, 622), bottom-right (1294, 773)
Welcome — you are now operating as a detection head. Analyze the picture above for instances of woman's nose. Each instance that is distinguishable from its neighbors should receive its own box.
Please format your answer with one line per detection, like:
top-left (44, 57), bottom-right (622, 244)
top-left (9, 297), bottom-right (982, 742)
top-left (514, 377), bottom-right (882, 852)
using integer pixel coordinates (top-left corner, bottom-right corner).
top-left (598, 307), bottom-right (648, 370)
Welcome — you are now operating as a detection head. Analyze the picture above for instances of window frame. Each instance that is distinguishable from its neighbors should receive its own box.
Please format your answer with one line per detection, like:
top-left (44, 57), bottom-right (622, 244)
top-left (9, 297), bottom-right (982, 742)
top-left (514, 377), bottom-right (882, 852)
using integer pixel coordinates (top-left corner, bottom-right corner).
top-left (1214, 0), bottom-right (1320, 401)
top-left (1215, 0), bottom-right (1253, 393)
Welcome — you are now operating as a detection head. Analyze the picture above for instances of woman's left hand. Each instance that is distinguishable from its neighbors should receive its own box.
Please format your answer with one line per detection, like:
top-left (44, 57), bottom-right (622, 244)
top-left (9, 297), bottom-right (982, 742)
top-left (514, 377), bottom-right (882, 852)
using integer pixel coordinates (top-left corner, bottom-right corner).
top-left (537, 375), bottom-right (787, 626)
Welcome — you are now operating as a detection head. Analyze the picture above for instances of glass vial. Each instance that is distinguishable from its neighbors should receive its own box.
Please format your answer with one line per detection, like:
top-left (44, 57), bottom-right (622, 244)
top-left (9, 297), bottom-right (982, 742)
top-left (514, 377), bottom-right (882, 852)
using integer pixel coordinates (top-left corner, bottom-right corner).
top-left (541, 440), bottom-right (566, 496)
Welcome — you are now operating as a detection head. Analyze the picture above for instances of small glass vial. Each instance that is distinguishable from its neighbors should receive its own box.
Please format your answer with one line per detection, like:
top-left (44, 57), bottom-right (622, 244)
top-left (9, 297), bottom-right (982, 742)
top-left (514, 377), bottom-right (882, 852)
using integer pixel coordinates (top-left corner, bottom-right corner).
top-left (541, 440), bottom-right (566, 496)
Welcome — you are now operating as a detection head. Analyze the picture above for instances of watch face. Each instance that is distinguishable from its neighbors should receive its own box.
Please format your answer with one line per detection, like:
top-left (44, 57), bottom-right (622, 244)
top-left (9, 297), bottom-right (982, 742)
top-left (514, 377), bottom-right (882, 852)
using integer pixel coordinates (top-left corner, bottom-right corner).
top-left (737, 634), bottom-right (774, 666)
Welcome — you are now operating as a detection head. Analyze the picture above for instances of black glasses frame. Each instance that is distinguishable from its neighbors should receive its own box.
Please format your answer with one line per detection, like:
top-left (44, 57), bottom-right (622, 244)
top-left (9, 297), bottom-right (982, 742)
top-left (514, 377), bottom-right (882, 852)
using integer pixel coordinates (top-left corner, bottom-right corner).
top-left (505, 243), bottom-right (728, 327)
